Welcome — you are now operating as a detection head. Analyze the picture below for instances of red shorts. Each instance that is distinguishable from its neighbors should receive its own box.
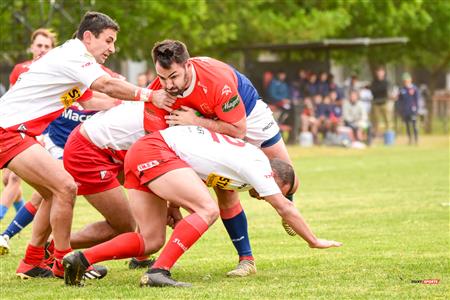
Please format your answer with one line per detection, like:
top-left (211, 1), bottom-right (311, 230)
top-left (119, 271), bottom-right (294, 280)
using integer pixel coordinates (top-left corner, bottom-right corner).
top-left (124, 132), bottom-right (189, 193)
top-left (0, 128), bottom-right (37, 168)
top-left (63, 125), bottom-right (123, 195)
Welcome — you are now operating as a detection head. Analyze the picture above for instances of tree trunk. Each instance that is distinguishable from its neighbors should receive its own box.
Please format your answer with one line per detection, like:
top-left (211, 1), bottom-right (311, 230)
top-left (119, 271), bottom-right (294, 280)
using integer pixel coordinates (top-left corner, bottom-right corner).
top-left (425, 72), bottom-right (439, 134)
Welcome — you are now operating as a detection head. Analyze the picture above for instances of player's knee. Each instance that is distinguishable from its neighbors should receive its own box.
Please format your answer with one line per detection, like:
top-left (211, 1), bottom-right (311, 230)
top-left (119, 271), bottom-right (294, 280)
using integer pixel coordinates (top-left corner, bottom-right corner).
top-left (57, 179), bottom-right (78, 200)
top-left (198, 200), bottom-right (219, 225)
top-left (143, 234), bottom-right (165, 254)
top-left (30, 192), bottom-right (44, 207)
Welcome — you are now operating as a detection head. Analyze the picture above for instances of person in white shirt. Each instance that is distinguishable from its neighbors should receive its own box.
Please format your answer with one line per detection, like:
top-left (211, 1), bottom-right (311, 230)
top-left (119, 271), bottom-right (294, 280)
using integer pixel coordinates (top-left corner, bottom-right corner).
top-left (0, 11), bottom-right (172, 279)
top-left (343, 90), bottom-right (369, 142)
top-left (63, 125), bottom-right (342, 287)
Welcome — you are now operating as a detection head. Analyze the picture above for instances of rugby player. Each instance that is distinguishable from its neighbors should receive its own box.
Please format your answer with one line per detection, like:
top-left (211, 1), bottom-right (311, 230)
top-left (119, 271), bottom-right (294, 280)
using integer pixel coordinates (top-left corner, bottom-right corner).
top-left (0, 11), bottom-right (172, 278)
top-left (142, 40), bottom-right (300, 276)
top-left (63, 125), bottom-right (342, 287)
top-left (1, 29), bottom-right (57, 252)
top-left (0, 65), bottom-right (122, 257)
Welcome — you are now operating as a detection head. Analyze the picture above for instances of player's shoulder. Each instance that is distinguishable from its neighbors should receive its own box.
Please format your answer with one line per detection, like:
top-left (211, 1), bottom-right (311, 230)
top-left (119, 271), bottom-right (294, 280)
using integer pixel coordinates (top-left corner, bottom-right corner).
top-left (191, 57), bottom-right (237, 91)
top-left (14, 60), bottom-right (32, 69)
top-left (56, 39), bottom-right (97, 63)
top-left (190, 57), bottom-right (231, 71)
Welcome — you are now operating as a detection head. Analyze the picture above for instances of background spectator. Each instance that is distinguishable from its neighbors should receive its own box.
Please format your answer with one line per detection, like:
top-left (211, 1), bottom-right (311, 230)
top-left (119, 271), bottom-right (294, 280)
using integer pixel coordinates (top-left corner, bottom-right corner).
top-left (306, 73), bottom-right (319, 97)
top-left (397, 72), bottom-right (419, 145)
top-left (370, 67), bottom-right (391, 136)
top-left (267, 71), bottom-right (291, 108)
top-left (343, 90), bottom-right (369, 142)
top-left (317, 71), bottom-right (329, 96)
top-left (291, 69), bottom-right (307, 100)
top-left (137, 72), bottom-right (148, 87)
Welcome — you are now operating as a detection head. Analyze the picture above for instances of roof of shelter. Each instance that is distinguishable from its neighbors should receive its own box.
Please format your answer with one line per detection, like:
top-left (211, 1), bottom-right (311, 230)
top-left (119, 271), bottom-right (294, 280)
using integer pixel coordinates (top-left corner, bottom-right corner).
top-left (235, 37), bottom-right (408, 51)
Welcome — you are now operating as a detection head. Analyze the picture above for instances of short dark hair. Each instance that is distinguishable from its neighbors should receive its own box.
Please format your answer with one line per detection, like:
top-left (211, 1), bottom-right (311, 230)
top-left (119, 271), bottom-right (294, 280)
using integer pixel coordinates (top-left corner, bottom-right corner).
top-left (270, 158), bottom-right (295, 195)
top-left (152, 40), bottom-right (190, 69)
top-left (76, 11), bottom-right (119, 40)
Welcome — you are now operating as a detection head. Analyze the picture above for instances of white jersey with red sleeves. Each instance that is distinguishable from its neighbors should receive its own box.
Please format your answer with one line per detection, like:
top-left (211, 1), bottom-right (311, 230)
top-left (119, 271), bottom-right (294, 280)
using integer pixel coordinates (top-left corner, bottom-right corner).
top-left (160, 125), bottom-right (281, 197)
top-left (83, 101), bottom-right (145, 161)
top-left (0, 39), bottom-right (108, 136)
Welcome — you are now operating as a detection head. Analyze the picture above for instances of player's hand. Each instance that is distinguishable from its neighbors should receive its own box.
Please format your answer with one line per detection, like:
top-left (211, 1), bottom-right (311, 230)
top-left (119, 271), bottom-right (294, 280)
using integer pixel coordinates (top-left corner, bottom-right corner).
top-left (165, 105), bottom-right (200, 126)
top-left (309, 238), bottom-right (343, 249)
top-left (167, 206), bottom-right (183, 229)
top-left (152, 90), bottom-right (176, 112)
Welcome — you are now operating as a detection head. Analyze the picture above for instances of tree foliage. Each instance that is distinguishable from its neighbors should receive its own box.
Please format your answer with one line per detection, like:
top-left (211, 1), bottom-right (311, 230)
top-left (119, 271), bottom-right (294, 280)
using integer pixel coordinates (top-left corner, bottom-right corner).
top-left (0, 0), bottom-right (448, 74)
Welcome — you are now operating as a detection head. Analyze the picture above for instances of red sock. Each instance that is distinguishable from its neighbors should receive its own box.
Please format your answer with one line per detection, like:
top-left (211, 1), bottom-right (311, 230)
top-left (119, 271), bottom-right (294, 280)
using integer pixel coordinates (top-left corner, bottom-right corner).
top-left (54, 247), bottom-right (71, 260)
top-left (240, 256), bottom-right (254, 261)
top-left (24, 201), bottom-right (38, 215)
top-left (46, 239), bottom-right (55, 255)
top-left (83, 232), bottom-right (145, 265)
top-left (52, 247), bottom-right (72, 274)
top-left (135, 255), bottom-right (149, 261)
top-left (152, 213), bottom-right (209, 270)
top-left (23, 244), bottom-right (45, 265)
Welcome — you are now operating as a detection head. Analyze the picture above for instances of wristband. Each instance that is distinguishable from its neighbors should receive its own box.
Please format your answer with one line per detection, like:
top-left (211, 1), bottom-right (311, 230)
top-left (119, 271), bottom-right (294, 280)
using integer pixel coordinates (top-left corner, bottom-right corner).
top-left (134, 88), bottom-right (153, 102)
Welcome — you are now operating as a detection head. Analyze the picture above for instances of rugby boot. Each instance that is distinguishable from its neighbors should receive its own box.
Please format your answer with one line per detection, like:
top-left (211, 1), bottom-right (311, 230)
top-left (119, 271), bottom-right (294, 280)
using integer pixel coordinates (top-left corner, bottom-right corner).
top-left (226, 259), bottom-right (256, 277)
top-left (140, 268), bottom-right (192, 287)
top-left (16, 259), bottom-right (54, 279)
top-left (128, 257), bottom-right (156, 269)
top-left (83, 264), bottom-right (108, 280)
top-left (0, 234), bottom-right (10, 255)
top-left (63, 251), bottom-right (89, 286)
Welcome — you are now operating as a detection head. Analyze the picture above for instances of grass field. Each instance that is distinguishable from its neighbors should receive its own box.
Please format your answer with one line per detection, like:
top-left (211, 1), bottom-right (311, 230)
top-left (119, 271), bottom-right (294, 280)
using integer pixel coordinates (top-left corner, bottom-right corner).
top-left (0, 135), bottom-right (448, 299)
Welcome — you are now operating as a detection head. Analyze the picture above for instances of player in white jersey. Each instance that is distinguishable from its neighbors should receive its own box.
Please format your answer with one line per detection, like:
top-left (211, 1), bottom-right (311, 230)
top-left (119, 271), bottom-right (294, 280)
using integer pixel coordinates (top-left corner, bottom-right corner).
top-left (0, 28), bottom-right (58, 256)
top-left (63, 125), bottom-right (342, 287)
top-left (0, 11), bottom-right (174, 279)
top-left (62, 102), bottom-right (144, 254)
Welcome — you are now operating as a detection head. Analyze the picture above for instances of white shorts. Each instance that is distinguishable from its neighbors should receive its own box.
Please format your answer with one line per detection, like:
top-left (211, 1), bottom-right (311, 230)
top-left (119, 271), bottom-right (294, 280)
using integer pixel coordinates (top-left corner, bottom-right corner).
top-left (41, 133), bottom-right (64, 160)
top-left (245, 100), bottom-right (281, 148)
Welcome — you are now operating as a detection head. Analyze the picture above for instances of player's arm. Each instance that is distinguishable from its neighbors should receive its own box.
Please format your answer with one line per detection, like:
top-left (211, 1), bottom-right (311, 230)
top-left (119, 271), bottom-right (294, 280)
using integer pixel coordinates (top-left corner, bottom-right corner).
top-left (166, 106), bottom-right (246, 139)
top-left (78, 90), bottom-right (122, 111)
top-left (193, 111), bottom-right (246, 139)
top-left (263, 193), bottom-right (342, 249)
top-left (90, 75), bottom-right (175, 109)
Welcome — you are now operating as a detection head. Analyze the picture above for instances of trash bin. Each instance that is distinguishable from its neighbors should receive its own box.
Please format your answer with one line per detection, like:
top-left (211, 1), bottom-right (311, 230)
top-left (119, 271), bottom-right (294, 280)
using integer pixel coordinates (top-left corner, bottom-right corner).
top-left (384, 130), bottom-right (395, 146)
top-left (299, 132), bottom-right (313, 147)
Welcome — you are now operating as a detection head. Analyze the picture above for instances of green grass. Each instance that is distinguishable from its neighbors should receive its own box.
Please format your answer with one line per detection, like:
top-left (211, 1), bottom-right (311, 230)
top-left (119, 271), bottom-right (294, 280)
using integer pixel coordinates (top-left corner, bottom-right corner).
top-left (0, 135), bottom-right (448, 299)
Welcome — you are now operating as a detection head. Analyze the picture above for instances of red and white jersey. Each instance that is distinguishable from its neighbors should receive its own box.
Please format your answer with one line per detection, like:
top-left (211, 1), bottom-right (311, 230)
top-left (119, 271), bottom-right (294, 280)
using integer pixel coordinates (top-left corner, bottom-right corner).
top-left (144, 57), bottom-right (246, 132)
top-left (160, 125), bottom-right (281, 197)
top-left (83, 101), bottom-right (145, 162)
top-left (0, 39), bottom-right (108, 136)
top-left (9, 60), bottom-right (33, 86)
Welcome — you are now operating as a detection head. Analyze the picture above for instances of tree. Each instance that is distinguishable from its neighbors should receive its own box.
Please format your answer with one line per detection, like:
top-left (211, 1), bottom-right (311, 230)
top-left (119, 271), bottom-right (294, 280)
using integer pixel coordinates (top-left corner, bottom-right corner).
top-left (327, 0), bottom-right (449, 132)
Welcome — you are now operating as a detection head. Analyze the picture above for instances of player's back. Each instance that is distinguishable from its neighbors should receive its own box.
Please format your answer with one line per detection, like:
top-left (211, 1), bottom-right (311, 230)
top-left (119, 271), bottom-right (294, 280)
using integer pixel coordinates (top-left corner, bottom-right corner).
top-left (160, 125), bottom-right (269, 191)
top-left (83, 101), bottom-right (145, 151)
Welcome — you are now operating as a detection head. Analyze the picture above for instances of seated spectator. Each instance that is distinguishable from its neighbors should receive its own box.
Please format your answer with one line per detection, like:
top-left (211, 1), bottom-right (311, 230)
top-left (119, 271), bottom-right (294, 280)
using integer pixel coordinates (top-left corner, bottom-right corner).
top-left (306, 73), bottom-right (319, 97)
top-left (343, 90), bottom-right (369, 142)
top-left (291, 69), bottom-right (307, 100)
top-left (313, 94), bottom-right (332, 143)
top-left (359, 84), bottom-right (373, 116)
top-left (317, 72), bottom-right (329, 96)
top-left (267, 71), bottom-right (291, 109)
top-left (329, 91), bottom-right (343, 132)
top-left (301, 97), bottom-right (317, 135)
